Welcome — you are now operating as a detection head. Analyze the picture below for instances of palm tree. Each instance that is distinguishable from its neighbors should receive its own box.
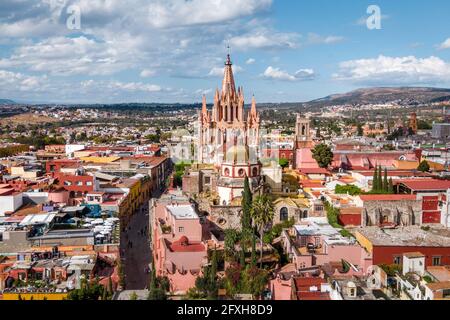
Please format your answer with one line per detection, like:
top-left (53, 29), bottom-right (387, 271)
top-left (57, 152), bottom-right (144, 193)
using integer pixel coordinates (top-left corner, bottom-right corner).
top-left (250, 195), bottom-right (274, 268)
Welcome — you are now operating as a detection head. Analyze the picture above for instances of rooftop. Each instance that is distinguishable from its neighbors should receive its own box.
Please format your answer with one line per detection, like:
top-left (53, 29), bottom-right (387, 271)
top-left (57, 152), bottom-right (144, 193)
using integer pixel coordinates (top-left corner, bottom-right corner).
top-left (166, 205), bottom-right (198, 220)
top-left (359, 194), bottom-right (418, 201)
top-left (357, 226), bottom-right (450, 247)
top-left (399, 179), bottom-right (450, 192)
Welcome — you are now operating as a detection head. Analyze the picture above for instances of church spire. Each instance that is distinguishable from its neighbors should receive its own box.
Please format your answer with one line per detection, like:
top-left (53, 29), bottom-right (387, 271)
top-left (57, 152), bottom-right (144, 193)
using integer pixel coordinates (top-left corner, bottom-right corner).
top-left (202, 94), bottom-right (207, 114)
top-left (222, 54), bottom-right (236, 98)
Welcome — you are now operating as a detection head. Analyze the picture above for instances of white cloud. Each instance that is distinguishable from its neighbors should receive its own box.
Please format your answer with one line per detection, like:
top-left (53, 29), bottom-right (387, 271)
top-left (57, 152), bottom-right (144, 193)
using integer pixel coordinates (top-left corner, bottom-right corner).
top-left (208, 65), bottom-right (243, 77)
top-left (195, 88), bottom-right (213, 95)
top-left (307, 33), bottom-right (344, 45)
top-left (262, 66), bottom-right (315, 81)
top-left (229, 30), bottom-right (300, 50)
top-left (147, 0), bottom-right (272, 28)
top-left (0, 36), bottom-right (133, 76)
top-left (0, 69), bottom-right (47, 92)
top-left (246, 58), bottom-right (256, 65)
top-left (334, 55), bottom-right (450, 85)
top-left (140, 69), bottom-right (156, 77)
top-left (439, 38), bottom-right (450, 50)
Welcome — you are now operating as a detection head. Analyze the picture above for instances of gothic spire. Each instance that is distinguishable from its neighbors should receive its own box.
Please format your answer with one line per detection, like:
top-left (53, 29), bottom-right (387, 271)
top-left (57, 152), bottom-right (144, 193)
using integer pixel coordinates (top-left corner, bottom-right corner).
top-left (222, 54), bottom-right (236, 98)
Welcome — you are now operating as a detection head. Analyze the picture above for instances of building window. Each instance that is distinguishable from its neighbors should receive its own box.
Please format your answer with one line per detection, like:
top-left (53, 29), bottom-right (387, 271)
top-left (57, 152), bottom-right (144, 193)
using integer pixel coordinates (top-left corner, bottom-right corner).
top-left (204, 177), bottom-right (211, 184)
top-left (178, 227), bottom-right (184, 233)
top-left (64, 181), bottom-right (72, 186)
top-left (299, 236), bottom-right (306, 247)
top-left (76, 181), bottom-right (83, 186)
top-left (314, 237), bottom-right (320, 247)
top-left (224, 168), bottom-right (230, 176)
top-left (86, 181), bottom-right (93, 186)
top-left (432, 256), bottom-right (442, 266)
top-left (280, 207), bottom-right (289, 222)
top-left (252, 167), bottom-right (258, 177)
top-left (238, 169), bottom-right (245, 177)
top-left (393, 256), bottom-right (401, 265)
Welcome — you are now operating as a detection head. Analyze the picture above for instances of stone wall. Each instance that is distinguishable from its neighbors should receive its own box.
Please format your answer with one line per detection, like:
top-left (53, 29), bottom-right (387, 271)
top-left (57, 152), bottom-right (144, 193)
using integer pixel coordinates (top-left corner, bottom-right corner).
top-left (362, 199), bottom-right (422, 226)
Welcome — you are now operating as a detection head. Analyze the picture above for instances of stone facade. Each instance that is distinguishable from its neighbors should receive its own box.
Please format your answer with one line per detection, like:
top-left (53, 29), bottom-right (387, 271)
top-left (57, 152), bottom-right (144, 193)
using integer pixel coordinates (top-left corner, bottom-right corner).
top-left (360, 199), bottom-right (422, 227)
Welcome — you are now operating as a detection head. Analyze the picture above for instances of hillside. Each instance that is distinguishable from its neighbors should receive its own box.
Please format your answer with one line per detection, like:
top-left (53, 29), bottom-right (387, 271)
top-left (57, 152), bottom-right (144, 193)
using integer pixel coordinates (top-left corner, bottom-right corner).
top-left (305, 87), bottom-right (450, 108)
top-left (0, 99), bottom-right (16, 105)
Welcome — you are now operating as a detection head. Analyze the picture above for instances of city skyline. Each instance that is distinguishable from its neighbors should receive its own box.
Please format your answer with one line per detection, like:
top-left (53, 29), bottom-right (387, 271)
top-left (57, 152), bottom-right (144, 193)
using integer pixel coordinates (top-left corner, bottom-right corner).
top-left (1, 0), bottom-right (450, 104)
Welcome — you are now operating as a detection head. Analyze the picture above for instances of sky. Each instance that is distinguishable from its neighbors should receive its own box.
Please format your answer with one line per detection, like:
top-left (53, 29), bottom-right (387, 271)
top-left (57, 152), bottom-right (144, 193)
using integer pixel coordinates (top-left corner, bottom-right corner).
top-left (0, 0), bottom-right (450, 104)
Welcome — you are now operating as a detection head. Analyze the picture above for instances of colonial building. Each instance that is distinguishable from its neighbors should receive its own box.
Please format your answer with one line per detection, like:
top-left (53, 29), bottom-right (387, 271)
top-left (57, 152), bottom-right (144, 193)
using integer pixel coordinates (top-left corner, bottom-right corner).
top-left (197, 54), bottom-right (260, 166)
top-left (191, 54), bottom-right (263, 206)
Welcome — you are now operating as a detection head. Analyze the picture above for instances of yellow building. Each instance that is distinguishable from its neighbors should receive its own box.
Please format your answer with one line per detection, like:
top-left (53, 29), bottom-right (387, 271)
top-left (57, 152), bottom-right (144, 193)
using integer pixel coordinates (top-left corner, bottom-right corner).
top-left (2, 292), bottom-right (68, 300)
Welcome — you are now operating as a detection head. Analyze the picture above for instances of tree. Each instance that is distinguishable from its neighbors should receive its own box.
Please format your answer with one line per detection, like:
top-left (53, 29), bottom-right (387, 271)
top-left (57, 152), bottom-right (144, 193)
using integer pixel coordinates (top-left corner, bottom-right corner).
top-left (357, 123), bottom-right (364, 136)
top-left (377, 165), bottom-right (383, 192)
top-left (372, 166), bottom-right (378, 192)
top-left (388, 178), bottom-right (394, 194)
top-left (147, 267), bottom-right (167, 300)
top-left (210, 249), bottom-right (218, 286)
top-left (383, 168), bottom-right (389, 193)
top-left (417, 160), bottom-right (430, 173)
top-left (335, 184), bottom-right (362, 196)
top-left (311, 143), bottom-right (334, 168)
top-left (130, 292), bottom-right (138, 300)
top-left (188, 253), bottom-right (219, 300)
top-left (67, 278), bottom-right (104, 300)
top-left (278, 158), bottom-right (289, 169)
top-left (250, 195), bottom-right (274, 268)
top-left (316, 127), bottom-right (321, 138)
top-left (241, 176), bottom-right (252, 232)
top-left (108, 276), bottom-right (113, 297)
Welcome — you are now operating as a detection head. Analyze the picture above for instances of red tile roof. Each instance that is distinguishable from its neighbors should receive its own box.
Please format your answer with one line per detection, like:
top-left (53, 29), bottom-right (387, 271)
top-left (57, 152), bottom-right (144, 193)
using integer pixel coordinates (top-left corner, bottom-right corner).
top-left (298, 168), bottom-right (330, 175)
top-left (359, 194), bottom-right (417, 201)
top-left (293, 278), bottom-right (330, 301)
top-left (399, 180), bottom-right (450, 192)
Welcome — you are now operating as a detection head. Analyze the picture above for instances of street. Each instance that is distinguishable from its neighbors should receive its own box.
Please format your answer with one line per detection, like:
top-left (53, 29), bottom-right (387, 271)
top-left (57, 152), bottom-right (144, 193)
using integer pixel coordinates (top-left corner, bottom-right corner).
top-left (120, 201), bottom-right (152, 290)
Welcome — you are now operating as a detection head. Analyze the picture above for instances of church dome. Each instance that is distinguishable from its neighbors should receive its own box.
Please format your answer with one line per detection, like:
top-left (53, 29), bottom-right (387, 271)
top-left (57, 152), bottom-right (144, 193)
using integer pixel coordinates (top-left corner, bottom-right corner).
top-left (225, 145), bottom-right (249, 163)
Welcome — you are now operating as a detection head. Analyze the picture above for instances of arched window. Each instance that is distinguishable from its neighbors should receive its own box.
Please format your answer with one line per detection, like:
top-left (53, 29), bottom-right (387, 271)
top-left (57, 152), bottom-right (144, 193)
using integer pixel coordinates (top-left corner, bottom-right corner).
top-left (252, 167), bottom-right (258, 177)
top-left (280, 207), bottom-right (289, 221)
top-left (302, 125), bottom-right (306, 136)
top-left (238, 169), bottom-right (245, 177)
top-left (224, 168), bottom-right (230, 176)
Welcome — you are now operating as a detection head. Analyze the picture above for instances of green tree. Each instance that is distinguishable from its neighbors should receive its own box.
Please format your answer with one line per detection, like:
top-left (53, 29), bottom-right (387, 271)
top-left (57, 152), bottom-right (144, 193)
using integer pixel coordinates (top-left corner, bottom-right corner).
top-left (250, 195), bottom-right (274, 268)
top-left (335, 185), bottom-right (362, 196)
top-left (388, 178), bottom-right (394, 194)
top-left (108, 276), bottom-right (113, 297)
top-left (311, 143), bottom-right (333, 169)
top-left (278, 158), bottom-right (289, 169)
top-left (357, 123), bottom-right (364, 136)
top-left (147, 267), bottom-right (167, 300)
top-left (372, 166), bottom-right (378, 192)
top-left (417, 160), bottom-right (430, 173)
top-left (241, 176), bottom-right (252, 232)
top-left (130, 292), bottom-right (138, 300)
top-left (210, 249), bottom-right (218, 286)
top-left (67, 278), bottom-right (104, 300)
top-left (377, 165), bottom-right (383, 192)
top-left (383, 168), bottom-right (389, 192)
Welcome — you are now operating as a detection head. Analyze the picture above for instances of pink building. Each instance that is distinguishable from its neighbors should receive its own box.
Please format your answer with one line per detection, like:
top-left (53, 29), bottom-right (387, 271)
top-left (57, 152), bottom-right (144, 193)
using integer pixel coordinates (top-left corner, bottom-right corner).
top-left (295, 147), bottom-right (418, 171)
top-left (152, 201), bottom-right (208, 294)
top-left (281, 218), bottom-right (372, 274)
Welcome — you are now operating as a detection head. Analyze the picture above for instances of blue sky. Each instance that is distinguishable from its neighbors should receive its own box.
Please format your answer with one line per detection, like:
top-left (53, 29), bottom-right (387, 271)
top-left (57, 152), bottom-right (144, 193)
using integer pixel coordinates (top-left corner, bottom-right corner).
top-left (0, 0), bottom-right (449, 104)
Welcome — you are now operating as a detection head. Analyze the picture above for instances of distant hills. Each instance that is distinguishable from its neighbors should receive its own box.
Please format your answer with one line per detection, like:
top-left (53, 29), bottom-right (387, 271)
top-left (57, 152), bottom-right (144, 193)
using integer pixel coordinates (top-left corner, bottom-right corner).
top-left (0, 99), bottom-right (16, 105)
top-left (305, 87), bottom-right (450, 108)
